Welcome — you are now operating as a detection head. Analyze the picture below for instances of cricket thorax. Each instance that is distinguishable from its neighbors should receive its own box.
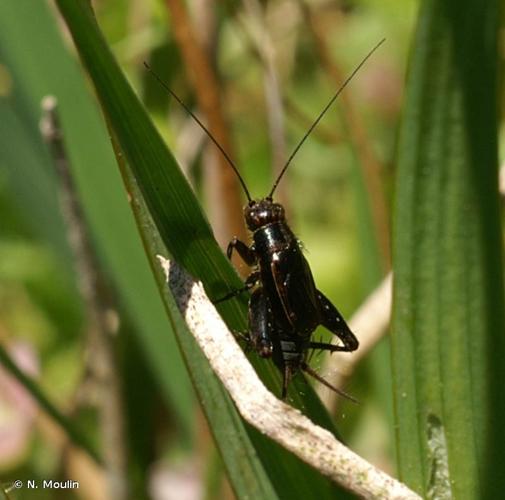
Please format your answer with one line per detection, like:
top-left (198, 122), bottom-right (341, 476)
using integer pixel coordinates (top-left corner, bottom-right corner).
top-left (244, 198), bottom-right (285, 231)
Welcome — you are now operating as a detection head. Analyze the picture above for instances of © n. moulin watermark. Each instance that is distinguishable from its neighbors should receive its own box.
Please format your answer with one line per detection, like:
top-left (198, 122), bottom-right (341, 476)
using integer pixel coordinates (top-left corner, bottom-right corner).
top-left (7, 479), bottom-right (80, 491)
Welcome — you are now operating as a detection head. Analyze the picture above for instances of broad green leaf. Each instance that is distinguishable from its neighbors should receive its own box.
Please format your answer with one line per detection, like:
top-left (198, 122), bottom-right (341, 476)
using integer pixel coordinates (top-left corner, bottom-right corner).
top-left (53, 0), bottom-right (353, 497)
top-left (391, 0), bottom-right (505, 498)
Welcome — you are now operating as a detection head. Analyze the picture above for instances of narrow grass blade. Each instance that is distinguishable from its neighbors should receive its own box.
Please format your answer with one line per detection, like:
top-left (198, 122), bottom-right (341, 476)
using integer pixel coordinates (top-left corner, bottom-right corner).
top-left (121, 167), bottom-right (277, 498)
top-left (0, 344), bottom-right (100, 463)
top-left (0, 0), bottom-right (194, 435)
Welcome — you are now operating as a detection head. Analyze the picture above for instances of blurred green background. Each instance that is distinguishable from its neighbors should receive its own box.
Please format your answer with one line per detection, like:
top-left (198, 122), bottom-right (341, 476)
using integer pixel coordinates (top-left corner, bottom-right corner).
top-left (1, 0), bottom-right (503, 499)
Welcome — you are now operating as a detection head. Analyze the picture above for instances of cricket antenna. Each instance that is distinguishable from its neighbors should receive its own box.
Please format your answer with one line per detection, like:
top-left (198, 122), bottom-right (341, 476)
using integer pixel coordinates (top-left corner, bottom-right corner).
top-left (268, 38), bottom-right (386, 199)
top-left (301, 362), bottom-right (359, 404)
top-left (143, 62), bottom-right (252, 202)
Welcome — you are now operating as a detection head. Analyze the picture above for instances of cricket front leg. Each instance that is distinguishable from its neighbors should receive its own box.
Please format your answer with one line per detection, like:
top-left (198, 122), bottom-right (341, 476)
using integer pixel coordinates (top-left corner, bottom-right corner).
top-left (217, 238), bottom-right (258, 304)
top-left (316, 290), bottom-right (359, 352)
top-left (227, 237), bottom-right (257, 265)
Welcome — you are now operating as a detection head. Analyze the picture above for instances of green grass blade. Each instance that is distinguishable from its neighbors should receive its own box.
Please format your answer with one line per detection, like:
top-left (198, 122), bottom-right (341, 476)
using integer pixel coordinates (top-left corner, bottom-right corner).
top-left (391, 0), bottom-right (505, 497)
top-left (53, 0), bottom-right (353, 497)
top-left (0, 0), bottom-right (194, 436)
top-left (121, 167), bottom-right (277, 498)
top-left (0, 343), bottom-right (100, 463)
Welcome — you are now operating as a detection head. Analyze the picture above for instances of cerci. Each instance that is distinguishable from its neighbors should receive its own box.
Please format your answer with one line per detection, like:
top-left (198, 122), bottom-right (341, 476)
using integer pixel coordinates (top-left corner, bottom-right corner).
top-left (145, 39), bottom-right (384, 399)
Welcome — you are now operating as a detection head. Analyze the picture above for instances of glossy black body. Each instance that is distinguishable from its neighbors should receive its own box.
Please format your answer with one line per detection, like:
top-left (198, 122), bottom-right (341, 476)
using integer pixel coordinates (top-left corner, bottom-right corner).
top-left (226, 198), bottom-right (359, 398)
top-left (145, 40), bottom-right (385, 399)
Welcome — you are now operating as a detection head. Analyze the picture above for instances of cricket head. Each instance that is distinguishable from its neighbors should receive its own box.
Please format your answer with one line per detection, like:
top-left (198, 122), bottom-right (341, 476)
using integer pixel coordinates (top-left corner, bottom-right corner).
top-left (244, 197), bottom-right (285, 231)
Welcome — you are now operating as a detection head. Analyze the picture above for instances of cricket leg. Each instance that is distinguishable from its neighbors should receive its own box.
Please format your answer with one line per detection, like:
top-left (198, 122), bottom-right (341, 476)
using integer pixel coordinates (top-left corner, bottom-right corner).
top-left (227, 237), bottom-right (256, 265)
top-left (214, 271), bottom-right (260, 304)
top-left (316, 290), bottom-right (359, 352)
top-left (248, 287), bottom-right (273, 359)
top-left (308, 341), bottom-right (352, 352)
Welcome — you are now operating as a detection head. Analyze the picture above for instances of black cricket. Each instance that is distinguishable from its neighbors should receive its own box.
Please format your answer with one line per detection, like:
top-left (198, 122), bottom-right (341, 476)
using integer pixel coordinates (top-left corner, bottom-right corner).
top-left (145, 39), bottom-right (384, 400)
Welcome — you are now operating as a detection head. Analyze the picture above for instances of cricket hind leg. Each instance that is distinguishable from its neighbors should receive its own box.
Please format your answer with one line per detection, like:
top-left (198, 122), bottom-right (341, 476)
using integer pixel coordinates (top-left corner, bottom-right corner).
top-left (249, 290), bottom-right (296, 400)
top-left (316, 290), bottom-right (359, 352)
top-left (248, 287), bottom-right (274, 358)
top-left (308, 341), bottom-right (352, 353)
top-left (227, 287), bottom-right (271, 354)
